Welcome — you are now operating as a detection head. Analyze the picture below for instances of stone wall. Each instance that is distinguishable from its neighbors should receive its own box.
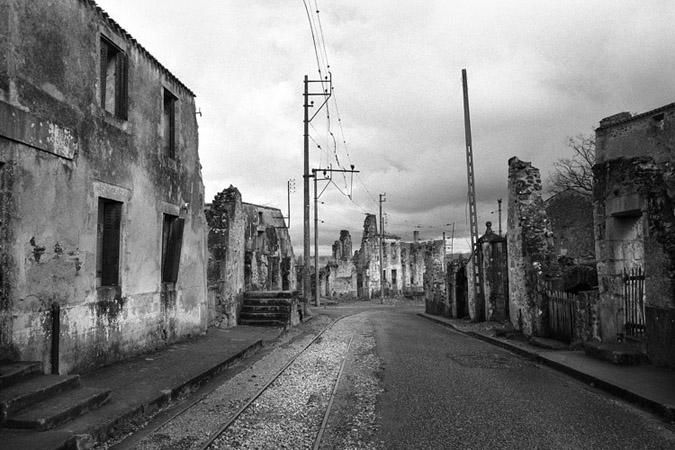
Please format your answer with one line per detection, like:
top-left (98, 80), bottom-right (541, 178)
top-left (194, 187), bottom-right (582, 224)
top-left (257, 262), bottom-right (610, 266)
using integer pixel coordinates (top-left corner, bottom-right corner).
top-left (594, 104), bottom-right (675, 366)
top-left (545, 190), bottom-right (595, 263)
top-left (206, 186), bottom-right (245, 327)
top-left (0, 0), bottom-right (207, 373)
top-left (422, 240), bottom-right (448, 315)
top-left (507, 157), bottom-right (556, 336)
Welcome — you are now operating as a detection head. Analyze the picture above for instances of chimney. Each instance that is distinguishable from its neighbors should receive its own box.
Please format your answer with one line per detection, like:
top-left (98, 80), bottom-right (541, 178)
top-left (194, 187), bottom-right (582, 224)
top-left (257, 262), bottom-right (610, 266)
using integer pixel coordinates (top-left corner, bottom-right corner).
top-left (413, 230), bottom-right (419, 242)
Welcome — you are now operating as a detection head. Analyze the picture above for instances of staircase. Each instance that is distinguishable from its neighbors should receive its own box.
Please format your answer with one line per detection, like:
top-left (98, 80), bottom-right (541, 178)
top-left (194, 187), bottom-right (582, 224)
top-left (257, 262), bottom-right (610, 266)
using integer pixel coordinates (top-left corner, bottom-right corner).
top-left (239, 291), bottom-right (301, 327)
top-left (0, 361), bottom-right (111, 431)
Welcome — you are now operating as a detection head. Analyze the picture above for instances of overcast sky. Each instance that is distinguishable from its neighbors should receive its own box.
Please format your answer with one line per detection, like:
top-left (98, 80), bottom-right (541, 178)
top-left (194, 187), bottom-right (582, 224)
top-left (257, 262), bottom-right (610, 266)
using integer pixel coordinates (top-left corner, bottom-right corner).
top-left (97, 0), bottom-right (675, 256)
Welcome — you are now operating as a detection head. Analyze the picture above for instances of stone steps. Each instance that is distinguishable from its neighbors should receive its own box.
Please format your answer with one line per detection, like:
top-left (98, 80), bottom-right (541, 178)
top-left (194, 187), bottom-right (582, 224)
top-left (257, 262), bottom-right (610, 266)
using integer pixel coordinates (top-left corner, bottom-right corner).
top-left (0, 375), bottom-right (80, 421)
top-left (0, 362), bottom-right (111, 431)
top-left (5, 387), bottom-right (111, 431)
top-left (239, 291), bottom-right (300, 327)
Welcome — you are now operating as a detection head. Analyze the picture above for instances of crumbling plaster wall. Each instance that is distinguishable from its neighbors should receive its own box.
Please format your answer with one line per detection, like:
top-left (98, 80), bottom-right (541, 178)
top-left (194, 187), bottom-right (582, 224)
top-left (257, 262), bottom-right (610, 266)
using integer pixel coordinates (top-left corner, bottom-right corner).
top-left (0, 0), bottom-right (207, 372)
top-left (242, 203), bottom-right (295, 292)
top-left (421, 240), bottom-right (447, 315)
top-left (206, 186), bottom-right (245, 328)
top-left (507, 157), bottom-right (556, 336)
top-left (594, 107), bottom-right (675, 361)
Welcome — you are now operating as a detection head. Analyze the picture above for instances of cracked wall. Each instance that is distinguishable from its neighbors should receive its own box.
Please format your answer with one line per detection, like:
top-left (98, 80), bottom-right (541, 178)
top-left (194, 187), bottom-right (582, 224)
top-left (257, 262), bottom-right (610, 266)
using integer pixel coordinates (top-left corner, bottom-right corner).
top-left (507, 157), bottom-right (556, 336)
top-left (0, 0), bottom-right (207, 373)
top-left (595, 105), bottom-right (675, 366)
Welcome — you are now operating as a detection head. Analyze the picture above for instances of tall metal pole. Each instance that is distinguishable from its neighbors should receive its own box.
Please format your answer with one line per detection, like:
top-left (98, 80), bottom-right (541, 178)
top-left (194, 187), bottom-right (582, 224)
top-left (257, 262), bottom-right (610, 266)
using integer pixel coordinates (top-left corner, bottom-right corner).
top-left (303, 75), bottom-right (311, 305)
top-left (379, 193), bottom-right (386, 301)
top-left (462, 68), bottom-right (484, 320)
top-left (287, 179), bottom-right (291, 229)
top-left (497, 198), bottom-right (503, 236)
top-left (313, 170), bottom-right (320, 307)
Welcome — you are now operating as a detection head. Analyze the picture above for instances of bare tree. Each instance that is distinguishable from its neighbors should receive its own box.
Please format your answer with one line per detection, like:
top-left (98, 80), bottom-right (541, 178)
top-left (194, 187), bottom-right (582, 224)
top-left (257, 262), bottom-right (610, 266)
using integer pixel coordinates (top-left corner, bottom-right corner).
top-left (549, 134), bottom-right (595, 197)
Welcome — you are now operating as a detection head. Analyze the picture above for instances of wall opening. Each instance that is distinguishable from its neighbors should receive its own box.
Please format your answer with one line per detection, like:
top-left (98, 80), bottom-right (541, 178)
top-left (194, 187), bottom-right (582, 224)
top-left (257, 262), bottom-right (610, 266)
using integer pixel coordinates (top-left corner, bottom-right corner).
top-left (162, 88), bottom-right (177, 158)
top-left (97, 198), bottom-right (122, 287)
top-left (162, 214), bottom-right (184, 284)
top-left (99, 37), bottom-right (128, 119)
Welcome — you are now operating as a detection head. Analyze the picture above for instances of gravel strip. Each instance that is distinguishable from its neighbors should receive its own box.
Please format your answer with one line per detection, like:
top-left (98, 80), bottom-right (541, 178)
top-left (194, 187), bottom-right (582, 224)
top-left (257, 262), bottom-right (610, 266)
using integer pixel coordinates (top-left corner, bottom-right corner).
top-left (209, 319), bottom-right (355, 449)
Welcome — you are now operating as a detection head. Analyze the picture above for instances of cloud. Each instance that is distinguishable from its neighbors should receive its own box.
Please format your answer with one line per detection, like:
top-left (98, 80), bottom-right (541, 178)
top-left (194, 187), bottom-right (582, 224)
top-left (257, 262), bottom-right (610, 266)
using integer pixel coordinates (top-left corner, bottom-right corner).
top-left (96, 0), bottom-right (675, 255)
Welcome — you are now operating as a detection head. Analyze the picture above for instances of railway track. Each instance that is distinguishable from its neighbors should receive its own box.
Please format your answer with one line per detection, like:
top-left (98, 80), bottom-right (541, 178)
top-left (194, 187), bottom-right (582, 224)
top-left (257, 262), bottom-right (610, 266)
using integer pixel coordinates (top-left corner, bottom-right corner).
top-left (197, 317), bottom-right (353, 449)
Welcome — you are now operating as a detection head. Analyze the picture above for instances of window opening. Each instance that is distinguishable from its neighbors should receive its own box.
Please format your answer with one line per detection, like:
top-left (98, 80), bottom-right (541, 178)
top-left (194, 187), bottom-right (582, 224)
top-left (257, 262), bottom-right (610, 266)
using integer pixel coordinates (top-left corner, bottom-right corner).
top-left (97, 198), bottom-right (123, 286)
top-left (162, 214), bottom-right (185, 283)
top-left (162, 88), bottom-right (177, 158)
top-left (99, 37), bottom-right (128, 119)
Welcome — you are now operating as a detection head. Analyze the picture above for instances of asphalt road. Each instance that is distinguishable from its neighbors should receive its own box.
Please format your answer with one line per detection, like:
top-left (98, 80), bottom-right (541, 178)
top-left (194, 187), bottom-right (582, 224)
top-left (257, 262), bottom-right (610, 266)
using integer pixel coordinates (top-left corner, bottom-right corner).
top-left (366, 306), bottom-right (675, 450)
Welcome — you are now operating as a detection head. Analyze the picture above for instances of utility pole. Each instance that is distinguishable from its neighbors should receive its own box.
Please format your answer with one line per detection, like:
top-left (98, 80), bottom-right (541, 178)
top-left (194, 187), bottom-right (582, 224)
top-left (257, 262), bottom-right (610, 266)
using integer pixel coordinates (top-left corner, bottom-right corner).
top-left (379, 193), bottom-right (386, 302)
top-left (312, 167), bottom-right (359, 307)
top-left (461, 68), bottom-right (485, 320)
top-left (285, 178), bottom-right (295, 228)
top-left (302, 74), bottom-right (331, 308)
top-left (497, 198), bottom-right (502, 236)
top-left (450, 222), bottom-right (455, 259)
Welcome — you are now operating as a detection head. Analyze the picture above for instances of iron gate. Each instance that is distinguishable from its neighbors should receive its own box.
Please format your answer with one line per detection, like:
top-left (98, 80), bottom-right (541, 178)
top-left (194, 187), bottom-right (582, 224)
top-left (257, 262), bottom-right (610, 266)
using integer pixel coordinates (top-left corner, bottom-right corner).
top-left (623, 266), bottom-right (646, 337)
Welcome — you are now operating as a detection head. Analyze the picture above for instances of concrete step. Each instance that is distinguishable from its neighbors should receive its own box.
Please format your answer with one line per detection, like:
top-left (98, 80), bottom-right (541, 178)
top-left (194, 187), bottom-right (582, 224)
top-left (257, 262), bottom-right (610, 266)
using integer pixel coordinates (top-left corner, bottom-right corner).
top-left (0, 362), bottom-right (42, 389)
top-left (245, 290), bottom-right (298, 299)
top-left (243, 298), bottom-right (294, 307)
top-left (5, 387), bottom-right (111, 431)
top-left (0, 375), bottom-right (80, 421)
top-left (239, 318), bottom-right (287, 327)
top-left (241, 304), bottom-right (289, 313)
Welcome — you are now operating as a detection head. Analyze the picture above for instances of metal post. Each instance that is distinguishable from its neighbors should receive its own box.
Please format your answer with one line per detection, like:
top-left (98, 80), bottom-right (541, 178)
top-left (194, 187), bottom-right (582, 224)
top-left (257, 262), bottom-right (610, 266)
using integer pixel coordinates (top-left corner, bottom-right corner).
top-left (313, 169), bottom-right (320, 306)
top-left (497, 198), bottom-right (502, 236)
top-left (303, 75), bottom-right (310, 305)
top-left (379, 193), bottom-right (385, 302)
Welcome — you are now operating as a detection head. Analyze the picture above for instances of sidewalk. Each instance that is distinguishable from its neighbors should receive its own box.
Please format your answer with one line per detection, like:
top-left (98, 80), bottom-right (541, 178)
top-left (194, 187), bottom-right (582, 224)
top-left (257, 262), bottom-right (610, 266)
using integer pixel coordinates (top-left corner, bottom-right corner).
top-left (2, 325), bottom-right (285, 450)
top-left (418, 312), bottom-right (675, 421)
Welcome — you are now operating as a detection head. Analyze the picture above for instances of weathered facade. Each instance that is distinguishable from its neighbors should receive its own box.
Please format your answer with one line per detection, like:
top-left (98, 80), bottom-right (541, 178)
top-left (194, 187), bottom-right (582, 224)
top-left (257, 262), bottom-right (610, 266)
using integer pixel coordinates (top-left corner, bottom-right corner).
top-left (0, 0), bottom-right (207, 373)
top-left (206, 186), bottom-right (295, 326)
top-left (594, 104), bottom-right (675, 367)
top-left (322, 230), bottom-right (357, 298)
top-left (507, 157), bottom-right (557, 336)
top-left (355, 214), bottom-right (402, 298)
top-left (545, 190), bottom-right (595, 264)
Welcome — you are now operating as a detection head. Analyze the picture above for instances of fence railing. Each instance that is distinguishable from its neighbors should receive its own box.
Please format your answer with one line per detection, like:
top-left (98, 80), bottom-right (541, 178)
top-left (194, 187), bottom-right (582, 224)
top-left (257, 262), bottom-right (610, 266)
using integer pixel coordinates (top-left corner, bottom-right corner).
top-left (623, 266), bottom-right (646, 338)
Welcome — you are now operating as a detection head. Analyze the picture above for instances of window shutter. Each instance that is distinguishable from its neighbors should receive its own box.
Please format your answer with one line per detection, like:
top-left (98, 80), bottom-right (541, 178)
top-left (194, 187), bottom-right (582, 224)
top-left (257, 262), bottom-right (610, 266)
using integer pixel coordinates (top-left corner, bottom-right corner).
top-left (116, 52), bottom-right (128, 120)
top-left (101, 202), bottom-right (122, 286)
top-left (99, 42), bottom-right (107, 107)
top-left (163, 218), bottom-right (184, 283)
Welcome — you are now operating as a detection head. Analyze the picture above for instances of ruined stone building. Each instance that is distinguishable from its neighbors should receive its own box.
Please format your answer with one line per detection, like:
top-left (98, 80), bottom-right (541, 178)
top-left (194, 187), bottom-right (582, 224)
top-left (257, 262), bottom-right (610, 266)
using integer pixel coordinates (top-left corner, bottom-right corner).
top-left (206, 186), bottom-right (295, 326)
top-left (594, 104), bottom-right (675, 367)
top-left (320, 230), bottom-right (357, 298)
top-left (0, 0), bottom-right (207, 374)
top-left (354, 214), bottom-right (402, 298)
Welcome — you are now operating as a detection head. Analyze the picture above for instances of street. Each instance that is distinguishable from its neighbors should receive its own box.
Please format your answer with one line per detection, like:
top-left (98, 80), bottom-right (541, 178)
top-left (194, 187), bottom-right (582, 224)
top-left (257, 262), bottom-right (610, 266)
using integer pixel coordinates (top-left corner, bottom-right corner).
top-left (111, 302), bottom-right (675, 450)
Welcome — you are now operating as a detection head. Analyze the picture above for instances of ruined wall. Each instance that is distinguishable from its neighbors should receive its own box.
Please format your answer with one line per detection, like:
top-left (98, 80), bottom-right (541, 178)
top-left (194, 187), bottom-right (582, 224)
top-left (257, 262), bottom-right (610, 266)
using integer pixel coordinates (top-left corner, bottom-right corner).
top-left (507, 157), bottom-right (556, 336)
top-left (242, 202), bottom-right (295, 292)
top-left (421, 240), bottom-right (448, 315)
top-left (545, 190), bottom-right (595, 263)
top-left (478, 223), bottom-right (508, 322)
top-left (0, 0), bottom-right (207, 372)
top-left (356, 214), bottom-right (380, 298)
top-left (206, 186), bottom-right (245, 328)
top-left (594, 106), bottom-right (675, 365)
top-left (400, 242), bottom-right (427, 294)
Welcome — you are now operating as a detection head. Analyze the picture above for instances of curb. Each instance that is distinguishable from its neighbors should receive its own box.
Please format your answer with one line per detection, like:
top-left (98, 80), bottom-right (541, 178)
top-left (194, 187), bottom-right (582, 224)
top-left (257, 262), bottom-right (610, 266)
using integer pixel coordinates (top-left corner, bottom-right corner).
top-left (74, 339), bottom-right (266, 448)
top-left (417, 313), bottom-right (674, 422)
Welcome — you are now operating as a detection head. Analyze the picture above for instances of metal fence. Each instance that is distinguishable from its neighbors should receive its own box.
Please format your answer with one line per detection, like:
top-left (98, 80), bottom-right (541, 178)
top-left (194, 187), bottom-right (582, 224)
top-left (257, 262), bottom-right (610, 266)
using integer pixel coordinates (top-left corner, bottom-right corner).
top-left (623, 266), bottom-right (646, 338)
